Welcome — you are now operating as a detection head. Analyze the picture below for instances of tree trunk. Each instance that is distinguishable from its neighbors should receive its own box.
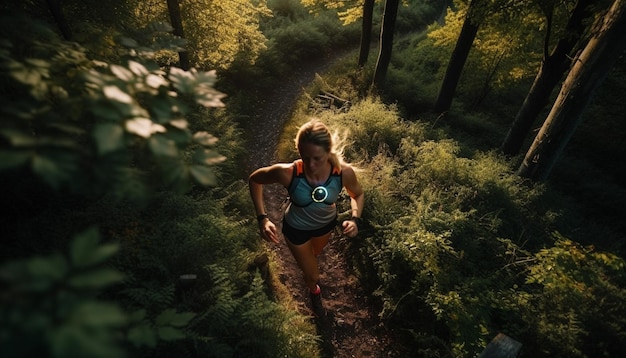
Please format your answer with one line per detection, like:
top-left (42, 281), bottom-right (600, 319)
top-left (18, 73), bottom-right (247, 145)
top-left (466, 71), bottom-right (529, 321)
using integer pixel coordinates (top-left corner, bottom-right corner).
top-left (45, 0), bottom-right (72, 40)
top-left (518, 0), bottom-right (626, 181)
top-left (501, 0), bottom-right (594, 155)
top-left (358, 0), bottom-right (375, 67)
top-left (433, 0), bottom-right (481, 114)
top-left (167, 0), bottom-right (190, 70)
top-left (372, 0), bottom-right (400, 88)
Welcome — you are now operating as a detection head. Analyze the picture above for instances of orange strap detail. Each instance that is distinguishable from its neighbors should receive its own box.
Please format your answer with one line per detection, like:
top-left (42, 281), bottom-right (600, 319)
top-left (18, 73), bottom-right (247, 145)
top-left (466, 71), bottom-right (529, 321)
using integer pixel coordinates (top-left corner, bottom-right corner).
top-left (295, 159), bottom-right (304, 176)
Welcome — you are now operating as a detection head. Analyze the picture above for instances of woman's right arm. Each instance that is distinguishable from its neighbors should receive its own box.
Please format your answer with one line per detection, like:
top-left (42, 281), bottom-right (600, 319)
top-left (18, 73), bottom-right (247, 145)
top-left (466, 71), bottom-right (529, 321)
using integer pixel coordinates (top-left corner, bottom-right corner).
top-left (248, 163), bottom-right (291, 243)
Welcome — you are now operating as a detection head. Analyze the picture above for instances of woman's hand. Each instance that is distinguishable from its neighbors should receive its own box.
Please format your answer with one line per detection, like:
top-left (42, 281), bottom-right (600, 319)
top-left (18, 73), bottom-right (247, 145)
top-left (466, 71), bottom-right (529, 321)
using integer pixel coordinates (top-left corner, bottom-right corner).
top-left (259, 219), bottom-right (279, 243)
top-left (341, 219), bottom-right (359, 238)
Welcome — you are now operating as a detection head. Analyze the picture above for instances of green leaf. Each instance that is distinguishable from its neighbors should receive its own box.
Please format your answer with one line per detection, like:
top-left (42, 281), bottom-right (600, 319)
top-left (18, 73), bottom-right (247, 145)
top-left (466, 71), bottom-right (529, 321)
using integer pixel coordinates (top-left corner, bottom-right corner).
top-left (119, 36), bottom-right (138, 48)
top-left (150, 97), bottom-right (174, 122)
top-left (46, 123), bottom-right (84, 136)
top-left (190, 165), bottom-right (217, 186)
top-left (91, 102), bottom-right (123, 121)
top-left (128, 60), bottom-right (149, 77)
top-left (50, 325), bottom-right (125, 358)
top-left (146, 73), bottom-right (167, 89)
top-left (93, 123), bottom-right (124, 155)
top-left (70, 227), bottom-right (99, 266)
top-left (169, 119), bottom-right (188, 130)
top-left (68, 268), bottom-right (125, 289)
top-left (14, 253), bottom-right (69, 291)
top-left (71, 302), bottom-right (126, 327)
top-left (168, 67), bottom-right (193, 94)
top-left (154, 309), bottom-right (193, 327)
top-left (169, 312), bottom-right (195, 327)
top-left (195, 92), bottom-right (225, 108)
top-left (129, 309), bottom-right (147, 323)
top-left (192, 131), bottom-right (218, 146)
top-left (126, 118), bottom-right (165, 138)
top-left (27, 253), bottom-right (68, 281)
top-left (155, 308), bottom-right (176, 326)
top-left (70, 227), bottom-right (119, 268)
top-left (128, 324), bottom-right (157, 348)
top-left (31, 153), bottom-right (74, 189)
top-left (110, 64), bottom-right (134, 82)
top-left (162, 126), bottom-right (191, 145)
top-left (161, 160), bottom-right (188, 185)
top-left (10, 60), bottom-right (48, 86)
top-left (193, 148), bottom-right (226, 166)
top-left (157, 326), bottom-right (185, 341)
top-left (149, 135), bottom-right (178, 157)
top-left (103, 85), bottom-right (133, 104)
top-left (50, 302), bottom-right (126, 356)
top-left (0, 128), bottom-right (37, 147)
top-left (0, 150), bottom-right (31, 170)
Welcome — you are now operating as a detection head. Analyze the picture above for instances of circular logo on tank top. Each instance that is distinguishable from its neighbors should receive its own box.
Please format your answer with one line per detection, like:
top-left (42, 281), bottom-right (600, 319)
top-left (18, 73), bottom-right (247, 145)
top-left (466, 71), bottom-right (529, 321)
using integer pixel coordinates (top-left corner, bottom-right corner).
top-left (311, 186), bottom-right (329, 202)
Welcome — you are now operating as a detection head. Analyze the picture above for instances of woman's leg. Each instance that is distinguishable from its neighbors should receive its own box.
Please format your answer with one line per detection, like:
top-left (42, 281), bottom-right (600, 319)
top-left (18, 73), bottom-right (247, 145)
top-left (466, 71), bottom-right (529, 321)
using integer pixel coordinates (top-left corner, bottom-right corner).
top-left (310, 232), bottom-right (331, 256)
top-left (286, 232), bottom-right (332, 292)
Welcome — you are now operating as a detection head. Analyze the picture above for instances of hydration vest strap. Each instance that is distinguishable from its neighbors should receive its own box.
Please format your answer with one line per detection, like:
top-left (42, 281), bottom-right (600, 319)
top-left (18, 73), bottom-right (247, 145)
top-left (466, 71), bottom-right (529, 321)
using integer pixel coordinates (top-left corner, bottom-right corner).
top-left (294, 159), bottom-right (304, 177)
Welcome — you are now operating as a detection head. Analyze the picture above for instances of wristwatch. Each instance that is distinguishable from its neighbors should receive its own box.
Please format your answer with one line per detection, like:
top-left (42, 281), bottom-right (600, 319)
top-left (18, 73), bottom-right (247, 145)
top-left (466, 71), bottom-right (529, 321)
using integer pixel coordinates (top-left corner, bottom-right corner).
top-left (257, 214), bottom-right (269, 222)
top-left (351, 216), bottom-right (363, 230)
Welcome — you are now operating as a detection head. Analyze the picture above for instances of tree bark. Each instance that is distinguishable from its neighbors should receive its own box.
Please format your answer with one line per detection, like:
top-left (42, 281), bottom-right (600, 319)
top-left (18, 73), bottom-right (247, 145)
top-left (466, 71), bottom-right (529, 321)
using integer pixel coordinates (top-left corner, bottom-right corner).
top-left (372, 0), bottom-right (400, 88)
top-left (518, 0), bottom-right (626, 181)
top-left (501, 0), bottom-right (594, 155)
top-left (358, 0), bottom-right (375, 67)
top-left (433, 0), bottom-right (481, 114)
top-left (167, 0), bottom-right (190, 70)
top-left (45, 0), bottom-right (72, 40)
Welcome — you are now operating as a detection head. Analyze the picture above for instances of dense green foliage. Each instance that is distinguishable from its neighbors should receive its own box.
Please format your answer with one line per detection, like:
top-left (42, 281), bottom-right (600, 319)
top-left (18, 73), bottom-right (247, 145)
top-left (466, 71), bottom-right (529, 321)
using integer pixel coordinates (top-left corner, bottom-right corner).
top-left (0, 2), bottom-right (321, 357)
top-left (1, 0), bottom-right (624, 357)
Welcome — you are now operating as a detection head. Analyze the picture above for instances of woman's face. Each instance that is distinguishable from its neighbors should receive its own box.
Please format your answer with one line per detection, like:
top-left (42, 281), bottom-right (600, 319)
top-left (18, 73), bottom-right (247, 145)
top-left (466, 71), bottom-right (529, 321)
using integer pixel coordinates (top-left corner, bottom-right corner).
top-left (299, 141), bottom-right (329, 175)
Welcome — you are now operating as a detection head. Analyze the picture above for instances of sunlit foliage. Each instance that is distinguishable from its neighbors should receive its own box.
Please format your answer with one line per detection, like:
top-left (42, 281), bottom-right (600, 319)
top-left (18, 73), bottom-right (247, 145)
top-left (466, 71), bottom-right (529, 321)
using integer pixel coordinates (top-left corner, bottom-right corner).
top-left (0, 15), bottom-right (226, 197)
top-left (129, 0), bottom-right (271, 70)
top-left (183, 0), bottom-right (272, 69)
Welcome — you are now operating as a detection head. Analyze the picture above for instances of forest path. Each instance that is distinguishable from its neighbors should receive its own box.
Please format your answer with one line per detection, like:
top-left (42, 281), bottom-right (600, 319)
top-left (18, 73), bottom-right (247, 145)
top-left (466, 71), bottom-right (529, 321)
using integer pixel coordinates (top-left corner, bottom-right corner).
top-left (244, 53), bottom-right (410, 357)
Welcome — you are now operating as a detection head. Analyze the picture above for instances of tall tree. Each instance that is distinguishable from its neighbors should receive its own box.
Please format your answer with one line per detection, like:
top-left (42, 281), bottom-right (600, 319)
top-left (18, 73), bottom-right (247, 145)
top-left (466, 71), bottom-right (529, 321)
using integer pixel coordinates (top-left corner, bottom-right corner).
top-left (359, 0), bottom-right (376, 66)
top-left (433, 0), bottom-right (486, 113)
top-left (167, 0), bottom-right (190, 70)
top-left (372, 0), bottom-right (400, 88)
top-left (45, 0), bottom-right (72, 40)
top-left (501, 0), bottom-right (594, 155)
top-left (518, 0), bottom-right (626, 181)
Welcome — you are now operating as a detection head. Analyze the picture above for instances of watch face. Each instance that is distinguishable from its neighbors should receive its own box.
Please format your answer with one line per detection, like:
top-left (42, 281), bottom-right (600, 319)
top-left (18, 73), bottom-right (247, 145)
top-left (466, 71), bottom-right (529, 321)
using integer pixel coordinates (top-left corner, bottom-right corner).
top-left (311, 186), bottom-right (329, 203)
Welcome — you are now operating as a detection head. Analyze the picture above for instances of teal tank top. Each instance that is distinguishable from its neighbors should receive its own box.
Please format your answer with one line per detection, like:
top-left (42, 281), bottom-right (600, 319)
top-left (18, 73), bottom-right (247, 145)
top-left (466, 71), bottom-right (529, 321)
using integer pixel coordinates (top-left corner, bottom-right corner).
top-left (284, 159), bottom-right (342, 230)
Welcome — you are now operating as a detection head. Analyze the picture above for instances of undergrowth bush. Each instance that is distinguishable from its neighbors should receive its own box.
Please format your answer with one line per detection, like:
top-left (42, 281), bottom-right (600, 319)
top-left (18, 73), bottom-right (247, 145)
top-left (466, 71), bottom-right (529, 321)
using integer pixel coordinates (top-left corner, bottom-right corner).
top-left (301, 94), bottom-right (626, 356)
top-left (103, 189), bottom-right (318, 357)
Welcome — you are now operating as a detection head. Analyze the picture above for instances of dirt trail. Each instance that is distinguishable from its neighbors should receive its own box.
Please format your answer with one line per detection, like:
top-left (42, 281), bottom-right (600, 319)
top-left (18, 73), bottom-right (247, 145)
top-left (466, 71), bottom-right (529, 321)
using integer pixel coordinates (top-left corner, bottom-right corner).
top-left (245, 55), bottom-right (410, 357)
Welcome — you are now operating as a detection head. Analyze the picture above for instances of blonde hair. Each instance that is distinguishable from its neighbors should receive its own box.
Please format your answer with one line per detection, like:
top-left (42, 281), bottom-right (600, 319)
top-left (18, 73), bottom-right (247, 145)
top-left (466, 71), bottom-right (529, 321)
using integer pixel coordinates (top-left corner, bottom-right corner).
top-left (295, 119), bottom-right (348, 170)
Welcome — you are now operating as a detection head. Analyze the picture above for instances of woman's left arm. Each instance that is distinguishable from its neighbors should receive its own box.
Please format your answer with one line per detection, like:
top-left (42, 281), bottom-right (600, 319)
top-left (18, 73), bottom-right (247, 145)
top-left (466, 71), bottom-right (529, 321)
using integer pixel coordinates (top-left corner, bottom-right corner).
top-left (341, 165), bottom-right (364, 237)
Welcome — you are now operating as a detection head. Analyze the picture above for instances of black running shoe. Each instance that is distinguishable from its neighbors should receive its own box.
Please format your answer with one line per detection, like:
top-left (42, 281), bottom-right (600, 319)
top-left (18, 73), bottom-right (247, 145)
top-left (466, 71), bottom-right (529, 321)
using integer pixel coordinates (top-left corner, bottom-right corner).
top-left (310, 286), bottom-right (326, 318)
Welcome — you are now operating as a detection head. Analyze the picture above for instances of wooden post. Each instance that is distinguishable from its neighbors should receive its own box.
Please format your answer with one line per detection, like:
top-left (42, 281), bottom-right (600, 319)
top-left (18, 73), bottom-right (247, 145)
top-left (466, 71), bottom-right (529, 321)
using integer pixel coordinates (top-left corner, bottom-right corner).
top-left (478, 333), bottom-right (522, 358)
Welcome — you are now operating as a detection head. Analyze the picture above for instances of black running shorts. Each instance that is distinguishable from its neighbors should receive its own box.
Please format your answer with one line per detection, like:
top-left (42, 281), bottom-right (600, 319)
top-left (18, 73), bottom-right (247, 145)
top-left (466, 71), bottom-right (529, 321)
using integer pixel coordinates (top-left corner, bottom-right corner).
top-left (282, 218), bottom-right (337, 245)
